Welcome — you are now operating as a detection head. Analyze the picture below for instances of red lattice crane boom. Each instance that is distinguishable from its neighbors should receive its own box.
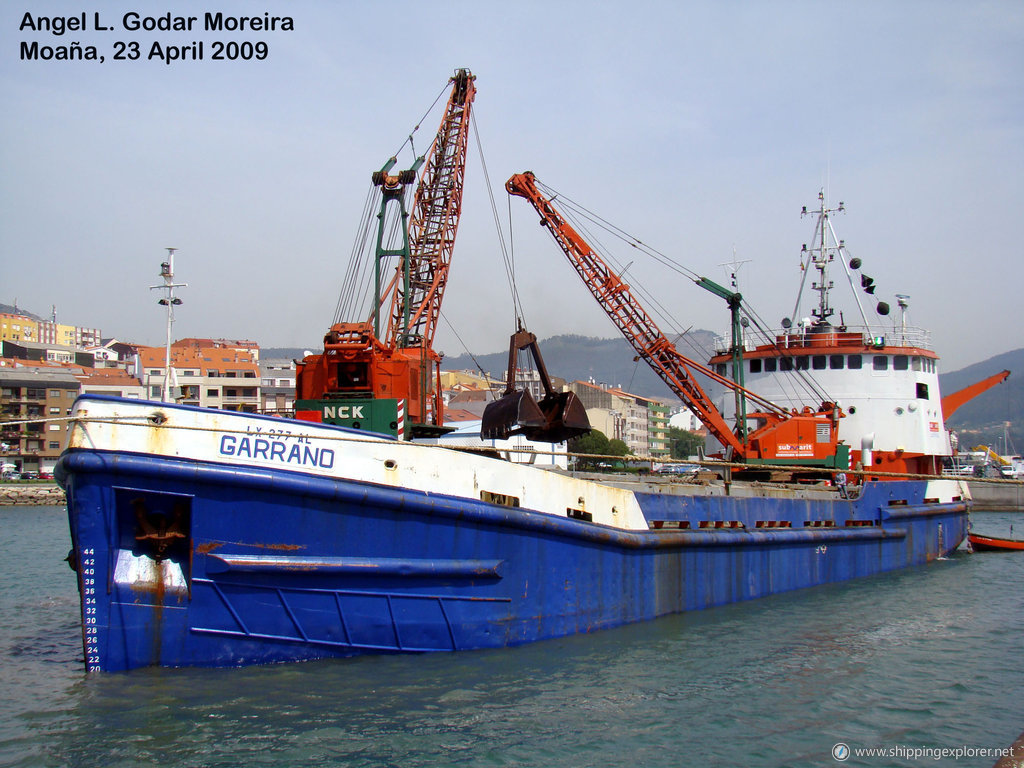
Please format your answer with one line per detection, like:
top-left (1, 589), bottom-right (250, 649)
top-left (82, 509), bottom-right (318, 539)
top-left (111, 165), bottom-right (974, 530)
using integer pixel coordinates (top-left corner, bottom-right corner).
top-left (382, 69), bottom-right (475, 351)
top-left (506, 171), bottom-right (844, 465)
top-left (295, 70), bottom-right (475, 438)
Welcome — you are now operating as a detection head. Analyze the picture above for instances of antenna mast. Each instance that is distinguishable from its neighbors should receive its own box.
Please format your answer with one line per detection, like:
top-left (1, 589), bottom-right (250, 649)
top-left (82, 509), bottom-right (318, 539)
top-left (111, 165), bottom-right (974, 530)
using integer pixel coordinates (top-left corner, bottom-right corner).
top-left (149, 247), bottom-right (186, 403)
top-left (791, 191), bottom-right (845, 329)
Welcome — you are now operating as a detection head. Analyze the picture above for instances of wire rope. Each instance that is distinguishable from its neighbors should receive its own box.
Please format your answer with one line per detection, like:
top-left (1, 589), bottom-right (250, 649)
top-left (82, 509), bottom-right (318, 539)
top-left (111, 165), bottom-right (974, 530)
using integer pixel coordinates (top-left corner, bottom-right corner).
top-left (525, 178), bottom-right (841, 411)
top-left (470, 111), bottom-right (524, 328)
top-left (390, 79), bottom-right (450, 161)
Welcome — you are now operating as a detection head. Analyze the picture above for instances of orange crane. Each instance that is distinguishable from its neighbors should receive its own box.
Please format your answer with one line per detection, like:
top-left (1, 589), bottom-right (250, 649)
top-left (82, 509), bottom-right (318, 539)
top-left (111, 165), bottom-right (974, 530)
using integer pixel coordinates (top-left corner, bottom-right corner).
top-left (941, 369), bottom-right (1010, 421)
top-left (295, 70), bottom-right (476, 438)
top-left (503, 171), bottom-right (846, 468)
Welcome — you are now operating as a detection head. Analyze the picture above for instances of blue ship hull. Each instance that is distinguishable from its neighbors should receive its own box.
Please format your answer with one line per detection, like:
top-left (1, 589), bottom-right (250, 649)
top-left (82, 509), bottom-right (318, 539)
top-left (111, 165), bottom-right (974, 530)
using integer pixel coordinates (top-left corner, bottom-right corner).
top-left (59, 437), bottom-right (967, 672)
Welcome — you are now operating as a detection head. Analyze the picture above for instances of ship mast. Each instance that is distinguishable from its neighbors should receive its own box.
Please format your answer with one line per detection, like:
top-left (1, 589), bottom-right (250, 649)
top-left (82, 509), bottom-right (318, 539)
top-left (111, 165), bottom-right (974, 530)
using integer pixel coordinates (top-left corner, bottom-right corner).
top-left (793, 191), bottom-right (846, 329)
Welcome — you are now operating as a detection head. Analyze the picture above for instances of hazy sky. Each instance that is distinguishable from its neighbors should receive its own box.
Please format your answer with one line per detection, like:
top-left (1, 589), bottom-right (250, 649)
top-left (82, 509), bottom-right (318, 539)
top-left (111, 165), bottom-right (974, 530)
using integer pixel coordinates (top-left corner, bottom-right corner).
top-left (2, 1), bottom-right (1021, 371)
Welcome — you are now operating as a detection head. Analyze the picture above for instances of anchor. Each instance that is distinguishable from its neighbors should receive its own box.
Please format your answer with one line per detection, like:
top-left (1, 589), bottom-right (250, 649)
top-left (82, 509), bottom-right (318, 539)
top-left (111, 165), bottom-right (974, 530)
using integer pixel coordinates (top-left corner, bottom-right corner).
top-left (132, 498), bottom-right (187, 560)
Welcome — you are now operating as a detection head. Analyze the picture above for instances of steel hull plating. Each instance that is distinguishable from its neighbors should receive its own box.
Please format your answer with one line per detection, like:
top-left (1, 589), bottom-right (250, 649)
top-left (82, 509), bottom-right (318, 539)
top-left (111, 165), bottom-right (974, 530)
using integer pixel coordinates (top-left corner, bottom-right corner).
top-left (58, 397), bottom-right (968, 672)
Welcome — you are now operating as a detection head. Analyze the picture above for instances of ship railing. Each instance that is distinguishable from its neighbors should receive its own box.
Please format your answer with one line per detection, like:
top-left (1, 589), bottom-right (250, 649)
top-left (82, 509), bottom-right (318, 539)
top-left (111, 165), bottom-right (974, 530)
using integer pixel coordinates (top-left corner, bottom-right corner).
top-left (713, 324), bottom-right (933, 355)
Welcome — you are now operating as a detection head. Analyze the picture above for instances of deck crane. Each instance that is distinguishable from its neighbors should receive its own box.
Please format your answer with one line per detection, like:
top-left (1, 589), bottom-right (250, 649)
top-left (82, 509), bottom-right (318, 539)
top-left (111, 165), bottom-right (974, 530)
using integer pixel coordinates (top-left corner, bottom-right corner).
top-left (295, 70), bottom-right (476, 438)
top-left (502, 171), bottom-right (847, 469)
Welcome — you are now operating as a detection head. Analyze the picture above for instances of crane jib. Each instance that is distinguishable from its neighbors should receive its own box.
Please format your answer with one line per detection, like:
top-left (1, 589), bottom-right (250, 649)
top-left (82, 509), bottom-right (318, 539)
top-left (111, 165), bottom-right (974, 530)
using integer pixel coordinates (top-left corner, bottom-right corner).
top-left (506, 171), bottom-right (843, 467)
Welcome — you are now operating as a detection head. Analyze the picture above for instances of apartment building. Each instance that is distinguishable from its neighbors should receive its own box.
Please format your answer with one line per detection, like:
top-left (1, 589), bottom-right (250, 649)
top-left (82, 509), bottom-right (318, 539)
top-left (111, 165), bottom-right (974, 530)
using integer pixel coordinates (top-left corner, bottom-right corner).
top-left (76, 368), bottom-right (146, 400)
top-left (569, 380), bottom-right (652, 456)
top-left (260, 358), bottom-right (296, 415)
top-left (0, 312), bottom-right (38, 343)
top-left (37, 321), bottom-right (102, 348)
top-left (0, 368), bottom-right (79, 474)
top-left (2, 310), bottom-right (101, 352)
top-left (137, 339), bottom-right (260, 412)
top-left (642, 397), bottom-right (672, 458)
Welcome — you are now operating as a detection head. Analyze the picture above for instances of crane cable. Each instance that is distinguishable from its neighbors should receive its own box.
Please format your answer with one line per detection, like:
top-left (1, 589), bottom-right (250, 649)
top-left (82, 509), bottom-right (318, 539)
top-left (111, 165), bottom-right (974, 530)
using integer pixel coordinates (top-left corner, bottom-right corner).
top-left (331, 78), bottom-right (453, 329)
top-left (431, 106), bottom-right (521, 394)
top-left (470, 111), bottom-right (526, 330)
top-left (333, 184), bottom-right (378, 325)
top-left (530, 179), bottom-right (836, 409)
top-left (389, 79), bottom-right (451, 162)
top-left (468, 110), bottom-right (540, 395)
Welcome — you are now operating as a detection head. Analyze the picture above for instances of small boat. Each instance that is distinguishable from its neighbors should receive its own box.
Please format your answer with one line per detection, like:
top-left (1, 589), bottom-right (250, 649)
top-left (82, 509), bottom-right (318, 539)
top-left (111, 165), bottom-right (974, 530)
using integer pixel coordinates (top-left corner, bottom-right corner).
top-left (968, 532), bottom-right (1024, 552)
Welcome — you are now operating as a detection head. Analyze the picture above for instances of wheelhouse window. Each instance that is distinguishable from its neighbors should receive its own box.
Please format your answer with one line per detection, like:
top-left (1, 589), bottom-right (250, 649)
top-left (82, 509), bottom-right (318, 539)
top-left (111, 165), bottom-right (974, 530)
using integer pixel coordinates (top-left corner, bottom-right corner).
top-left (764, 358), bottom-right (777, 372)
top-left (848, 355), bottom-right (862, 369)
top-left (873, 356), bottom-right (889, 371)
top-left (894, 355), bottom-right (909, 371)
top-left (812, 355), bottom-right (827, 370)
top-left (749, 359), bottom-right (762, 373)
top-left (795, 356), bottom-right (809, 371)
top-left (780, 357), bottom-right (793, 372)
top-left (829, 355), bottom-right (844, 370)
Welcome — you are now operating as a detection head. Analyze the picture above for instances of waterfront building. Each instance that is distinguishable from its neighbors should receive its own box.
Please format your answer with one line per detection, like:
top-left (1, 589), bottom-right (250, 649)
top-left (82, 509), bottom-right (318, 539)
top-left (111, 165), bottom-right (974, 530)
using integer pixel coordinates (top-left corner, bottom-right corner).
top-left (260, 358), bottom-right (297, 416)
top-left (75, 368), bottom-right (146, 400)
top-left (0, 368), bottom-right (79, 475)
top-left (137, 340), bottom-right (260, 411)
top-left (0, 340), bottom-right (94, 367)
top-left (643, 397), bottom-right (672, 458)
top-left (569, 380), bottom-right (652, 456)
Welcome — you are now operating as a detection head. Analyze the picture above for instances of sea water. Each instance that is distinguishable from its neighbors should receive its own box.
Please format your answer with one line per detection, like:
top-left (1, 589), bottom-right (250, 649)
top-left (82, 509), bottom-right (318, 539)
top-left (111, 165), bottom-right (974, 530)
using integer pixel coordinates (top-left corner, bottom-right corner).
top-left (1, 505), bottom-right (1022, 768)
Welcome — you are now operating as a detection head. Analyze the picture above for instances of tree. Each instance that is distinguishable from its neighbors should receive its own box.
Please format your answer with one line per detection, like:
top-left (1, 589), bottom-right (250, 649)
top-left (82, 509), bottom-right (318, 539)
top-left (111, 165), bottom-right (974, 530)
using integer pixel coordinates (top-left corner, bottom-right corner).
top-left (668, 426), bottom-right (704, 459)
top-left (568, 430), bottom-right (610, 469)
top-left (608, 439), bottom-right (629, 457)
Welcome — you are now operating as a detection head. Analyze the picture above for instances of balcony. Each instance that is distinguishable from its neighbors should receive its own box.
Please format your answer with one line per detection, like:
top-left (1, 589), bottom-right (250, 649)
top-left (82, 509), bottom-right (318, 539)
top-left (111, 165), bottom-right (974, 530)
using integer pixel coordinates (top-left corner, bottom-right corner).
top-left (222, 395), bottom-right (260, 406)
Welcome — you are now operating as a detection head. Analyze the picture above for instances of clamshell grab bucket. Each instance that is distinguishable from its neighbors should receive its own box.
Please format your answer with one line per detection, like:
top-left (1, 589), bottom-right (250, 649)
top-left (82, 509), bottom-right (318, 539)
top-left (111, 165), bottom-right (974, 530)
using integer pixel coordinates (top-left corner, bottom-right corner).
top-left (480, 325), bottom-right (592, 444)
top-left (527, 391), bottom-right (591, 443)
top-left (482, 389), bottom-right (546, 440)
top-left (482, 389), bottom-right (591, 443)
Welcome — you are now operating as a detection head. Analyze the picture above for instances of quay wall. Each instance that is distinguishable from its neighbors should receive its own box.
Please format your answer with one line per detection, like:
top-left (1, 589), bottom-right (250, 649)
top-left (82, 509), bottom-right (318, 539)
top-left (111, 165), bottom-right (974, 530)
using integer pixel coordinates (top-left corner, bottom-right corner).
top-left (969, 481), bottom-right (1024, 512)
top-left (0, 483), bottom-right (66, 506)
